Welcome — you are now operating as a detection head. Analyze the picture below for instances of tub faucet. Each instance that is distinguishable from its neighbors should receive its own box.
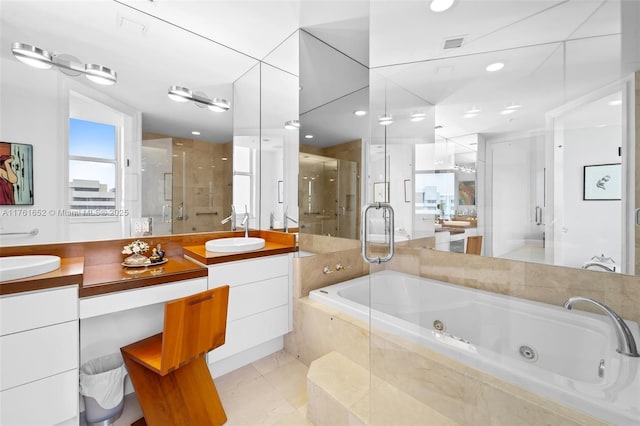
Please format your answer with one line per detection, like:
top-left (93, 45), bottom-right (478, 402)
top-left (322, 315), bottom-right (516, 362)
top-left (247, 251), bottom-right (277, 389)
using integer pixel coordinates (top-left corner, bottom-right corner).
top-left (241, 205), bottom-right (249, 238)
top-left (563, 296), bottom-right (639, 357)
top-left (582, 254), bottom-right (616, 272)
top-left (221, 205), bottom-right (236, 231)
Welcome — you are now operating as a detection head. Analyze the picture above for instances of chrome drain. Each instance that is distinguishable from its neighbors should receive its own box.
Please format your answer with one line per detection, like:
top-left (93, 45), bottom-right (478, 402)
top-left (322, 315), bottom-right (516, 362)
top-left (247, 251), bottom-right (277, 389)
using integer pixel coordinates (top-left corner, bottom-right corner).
top-left (519, 345), bottom-right (538, 362)
top-left (433, 320), bottom-right (445, 332)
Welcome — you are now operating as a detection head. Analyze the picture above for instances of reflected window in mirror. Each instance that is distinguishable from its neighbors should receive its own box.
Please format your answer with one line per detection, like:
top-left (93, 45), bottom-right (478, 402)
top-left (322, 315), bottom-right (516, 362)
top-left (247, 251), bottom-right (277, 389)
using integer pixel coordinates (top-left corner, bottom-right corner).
top-left (233, 143), bottom-right (256, 221)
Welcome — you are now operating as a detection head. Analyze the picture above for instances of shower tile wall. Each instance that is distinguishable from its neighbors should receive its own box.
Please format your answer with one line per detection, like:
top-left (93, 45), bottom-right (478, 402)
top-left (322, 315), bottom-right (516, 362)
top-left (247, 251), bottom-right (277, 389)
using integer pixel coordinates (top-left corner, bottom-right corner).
top-left (171, 138), bottom-right (232, 234)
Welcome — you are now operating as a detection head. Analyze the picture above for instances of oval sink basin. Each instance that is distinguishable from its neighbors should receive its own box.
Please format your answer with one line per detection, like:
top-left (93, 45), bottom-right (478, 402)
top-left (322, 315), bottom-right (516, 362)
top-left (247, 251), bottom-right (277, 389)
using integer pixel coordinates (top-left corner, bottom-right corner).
top-left (205, 237), bottom-right (266, 253)
top-left (0, 255), bottom-right (61, 282)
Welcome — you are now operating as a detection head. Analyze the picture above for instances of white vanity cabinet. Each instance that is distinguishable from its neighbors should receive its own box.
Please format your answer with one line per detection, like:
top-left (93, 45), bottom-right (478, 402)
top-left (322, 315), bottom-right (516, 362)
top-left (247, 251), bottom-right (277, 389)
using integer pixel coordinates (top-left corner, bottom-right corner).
top-left (0, 285), bottom-right (79, 426)
top-left (205, 254), bottom-right (292, 376)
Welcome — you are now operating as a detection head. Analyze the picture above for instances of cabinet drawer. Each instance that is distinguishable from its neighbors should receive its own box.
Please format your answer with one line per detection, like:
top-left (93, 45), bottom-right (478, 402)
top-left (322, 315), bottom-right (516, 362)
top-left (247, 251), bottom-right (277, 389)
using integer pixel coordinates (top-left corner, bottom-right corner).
top-left (0, 369), bottom-right (78, 426)
top-left (210, 255), bottom-right (288, 287)
top-left (80, 277), bottom-right (208, 319)
top-left (0, 285), bottom-right (77, 336)
top-left (208, 305), bottom-right (289, 362)
top-left (227, 276), bottom-right (288, 321)
top-left (1, 320), bottom-right (78, 391)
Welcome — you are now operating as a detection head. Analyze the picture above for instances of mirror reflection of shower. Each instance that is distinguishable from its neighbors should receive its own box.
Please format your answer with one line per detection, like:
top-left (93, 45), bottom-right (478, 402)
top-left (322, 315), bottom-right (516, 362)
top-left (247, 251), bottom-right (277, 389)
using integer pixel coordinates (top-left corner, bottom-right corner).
top-left (299, 153), bottom-right (357, 238)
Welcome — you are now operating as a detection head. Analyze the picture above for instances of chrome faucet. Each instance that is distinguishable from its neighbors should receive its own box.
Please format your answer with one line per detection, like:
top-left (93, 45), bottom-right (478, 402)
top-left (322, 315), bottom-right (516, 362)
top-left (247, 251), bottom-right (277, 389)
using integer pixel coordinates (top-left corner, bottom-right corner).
top-left (563, 296), bottom-right (639, 357)
top-left (221, 205), bottom-right (236, 231)
top-left (582, 254), bottom-right (616, 272)
top-left (283, 205), bottom-right (298, 233)
top-left (241, 205), bottom-right (249, 238)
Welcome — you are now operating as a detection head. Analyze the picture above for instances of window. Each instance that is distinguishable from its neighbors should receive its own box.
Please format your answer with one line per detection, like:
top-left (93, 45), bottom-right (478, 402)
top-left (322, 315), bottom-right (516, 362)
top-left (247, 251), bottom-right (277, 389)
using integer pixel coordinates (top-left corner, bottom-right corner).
top-left (68, 118), bottom-right (117, 212)
top-left (233, 144), bottom-right (256, 216)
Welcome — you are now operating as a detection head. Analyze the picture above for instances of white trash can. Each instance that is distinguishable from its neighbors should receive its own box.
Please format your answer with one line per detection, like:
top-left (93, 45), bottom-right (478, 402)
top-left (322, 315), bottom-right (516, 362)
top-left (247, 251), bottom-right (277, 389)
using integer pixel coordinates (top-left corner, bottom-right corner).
top-left (79, 354), bottom-right (128, 426)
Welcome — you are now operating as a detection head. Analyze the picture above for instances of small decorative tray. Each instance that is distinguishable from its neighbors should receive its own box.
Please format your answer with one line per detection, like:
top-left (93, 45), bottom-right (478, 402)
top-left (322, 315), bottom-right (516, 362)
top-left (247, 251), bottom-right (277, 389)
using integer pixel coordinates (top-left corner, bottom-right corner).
top-left (121, 258), bottom-right (168, 268)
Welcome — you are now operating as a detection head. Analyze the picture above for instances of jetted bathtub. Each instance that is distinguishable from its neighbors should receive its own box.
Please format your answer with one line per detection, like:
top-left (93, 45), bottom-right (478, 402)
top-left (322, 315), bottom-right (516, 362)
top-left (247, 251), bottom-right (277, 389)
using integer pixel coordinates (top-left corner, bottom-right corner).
top-left (309, 270), bottom-right (640, 425)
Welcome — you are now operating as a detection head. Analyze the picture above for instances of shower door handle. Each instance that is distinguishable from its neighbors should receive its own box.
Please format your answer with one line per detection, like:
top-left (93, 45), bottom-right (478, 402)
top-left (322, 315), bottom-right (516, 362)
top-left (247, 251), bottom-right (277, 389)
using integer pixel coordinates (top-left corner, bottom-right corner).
top-left (361, 202), bottom-right (394, 264)
top-left (535, 206), bottom-right (543, 225)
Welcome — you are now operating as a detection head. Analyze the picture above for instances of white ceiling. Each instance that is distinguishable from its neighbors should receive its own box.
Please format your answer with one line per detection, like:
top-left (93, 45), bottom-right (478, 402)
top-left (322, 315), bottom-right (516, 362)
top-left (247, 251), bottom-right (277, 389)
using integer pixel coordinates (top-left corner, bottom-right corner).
top-left (1, 0), bottom-right (626, 148)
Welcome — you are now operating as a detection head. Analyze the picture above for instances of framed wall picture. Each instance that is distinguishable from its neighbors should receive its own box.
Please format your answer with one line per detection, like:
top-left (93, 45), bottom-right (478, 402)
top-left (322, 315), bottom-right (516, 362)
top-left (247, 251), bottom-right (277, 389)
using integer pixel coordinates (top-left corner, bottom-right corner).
top-left (458, 181), bottom-right (476, 205)
top-left (0, 141), bottom-right (34, 205)
top-left (583, 163), bottom-right (621, 200)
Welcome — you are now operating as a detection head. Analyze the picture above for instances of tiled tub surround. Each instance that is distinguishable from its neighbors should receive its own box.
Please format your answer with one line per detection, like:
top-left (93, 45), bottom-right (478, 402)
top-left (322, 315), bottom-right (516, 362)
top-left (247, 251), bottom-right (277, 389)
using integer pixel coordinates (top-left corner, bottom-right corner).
top-left (288, 238), bottom-right (640, 425)
top-left (309, 271), bottom-right (640, 425)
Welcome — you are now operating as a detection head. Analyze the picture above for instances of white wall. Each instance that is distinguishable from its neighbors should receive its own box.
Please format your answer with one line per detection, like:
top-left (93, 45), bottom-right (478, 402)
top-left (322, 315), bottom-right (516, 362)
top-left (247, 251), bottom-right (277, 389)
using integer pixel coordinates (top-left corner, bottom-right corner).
top-left (489, 138), bottom-right (533, 257)
top-left (0, 59), bottom-right (64, 245)
top-left (560, 125), bottom-right (622, 268)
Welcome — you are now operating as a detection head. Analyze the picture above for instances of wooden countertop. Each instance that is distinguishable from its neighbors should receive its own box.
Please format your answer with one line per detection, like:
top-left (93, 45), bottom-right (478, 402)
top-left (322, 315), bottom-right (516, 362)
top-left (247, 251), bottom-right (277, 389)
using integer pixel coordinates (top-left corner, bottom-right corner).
top-left (183, 240), bottom-right (296, 265)
top-left (435, 227), bottom-right (466, 235)
top-left (1, 230), bottom-right (296, 297)
top-left (0, 257), bottom-right (85, 296)
top-left (80, 256), bottom-right (208, 298)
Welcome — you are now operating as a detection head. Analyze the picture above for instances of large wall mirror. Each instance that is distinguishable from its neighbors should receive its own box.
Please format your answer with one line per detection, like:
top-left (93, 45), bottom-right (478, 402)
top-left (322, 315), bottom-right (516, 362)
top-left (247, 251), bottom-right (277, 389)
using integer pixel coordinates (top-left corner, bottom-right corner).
top-left (369, 0), bottom-right (637, 274)
top-left (297, 0), bottom-right (640, 276)
top-left (0, 0), bottom-right (260, 243)
top-left (298, 21), bottom-right (369, 239)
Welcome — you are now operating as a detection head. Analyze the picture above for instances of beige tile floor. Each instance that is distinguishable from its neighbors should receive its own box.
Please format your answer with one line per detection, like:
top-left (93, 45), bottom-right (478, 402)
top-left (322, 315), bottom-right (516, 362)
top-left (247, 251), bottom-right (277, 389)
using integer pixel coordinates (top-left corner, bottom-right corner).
top-left (114, 350), bottom-right (312, 426)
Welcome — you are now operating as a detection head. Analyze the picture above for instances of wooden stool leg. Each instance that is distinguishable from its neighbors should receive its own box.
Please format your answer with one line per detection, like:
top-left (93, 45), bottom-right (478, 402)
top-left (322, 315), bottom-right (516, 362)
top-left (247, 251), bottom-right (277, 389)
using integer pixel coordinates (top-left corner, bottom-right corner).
top-left (122, 352), bottom-right (226, 426)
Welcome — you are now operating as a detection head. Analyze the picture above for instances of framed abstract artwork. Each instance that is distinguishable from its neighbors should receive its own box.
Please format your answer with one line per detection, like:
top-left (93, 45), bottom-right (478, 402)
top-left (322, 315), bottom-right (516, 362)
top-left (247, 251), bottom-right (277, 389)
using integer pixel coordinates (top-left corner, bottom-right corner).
top-left (0, 142), bottom-right (34, 205)
top-left (583, 163), bottom-right (621, 201)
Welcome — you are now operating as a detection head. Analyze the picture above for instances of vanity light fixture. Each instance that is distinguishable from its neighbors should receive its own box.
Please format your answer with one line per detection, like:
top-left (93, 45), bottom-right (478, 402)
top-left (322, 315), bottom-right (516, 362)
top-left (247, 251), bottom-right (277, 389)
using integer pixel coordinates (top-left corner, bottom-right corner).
top-left (167, 85), bottom-right (230, 112)
top-left (430, 0), bottom-right (455, 12)
top-left (410, 111), bottom-right (426, 122)
top-left (12, 42), bottom-right (117, 85)
top-left (284, 120), bottom-right (300, 130)
top-left (11, 42), bottom-right (53, 69)
top-left (378, 114), bottom-right (393, 126)
top-left (353, 110), bottom-right (368, 116)
top-left (485, 62), bottom-right (504, 72)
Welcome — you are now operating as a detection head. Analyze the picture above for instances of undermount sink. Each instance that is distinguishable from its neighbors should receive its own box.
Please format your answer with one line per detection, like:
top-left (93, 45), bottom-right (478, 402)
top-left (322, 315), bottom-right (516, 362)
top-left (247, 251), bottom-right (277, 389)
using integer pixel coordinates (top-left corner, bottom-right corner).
top-left (0, 255), bottom-right (61, 282)
top-left (205, 237), bottom-right (266, 253)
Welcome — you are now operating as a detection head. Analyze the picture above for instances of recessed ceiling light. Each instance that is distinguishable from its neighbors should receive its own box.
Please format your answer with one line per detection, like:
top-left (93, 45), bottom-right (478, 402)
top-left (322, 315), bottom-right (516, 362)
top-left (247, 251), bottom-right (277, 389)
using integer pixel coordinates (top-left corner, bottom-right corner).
top-left (607, 99), bottom-right (622, 106)
top-left (499, 109), bottom-right (516, 115)
top-left (486, 62), bottom-right (504, 72)
top-left (430, 0), bottom-right (454, 12)
top-left (191, 131), bottom-right (200, 136)
top-left (410, 111), bottom-right (426, 122)
top-left (305, 134), bottom-right (314, 139)
top-left (353, 110), bottom-right (367, 116)
top-left (378, 114), bottom-right (393, 126)
top-left (284, 119), bottom-right (300, 130)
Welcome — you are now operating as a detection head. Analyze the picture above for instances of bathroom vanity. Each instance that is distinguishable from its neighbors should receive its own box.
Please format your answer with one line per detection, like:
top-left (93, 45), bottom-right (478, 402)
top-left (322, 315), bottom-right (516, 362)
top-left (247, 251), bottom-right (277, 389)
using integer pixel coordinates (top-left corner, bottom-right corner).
top-left (0, 230), bottom-right (296, 425)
